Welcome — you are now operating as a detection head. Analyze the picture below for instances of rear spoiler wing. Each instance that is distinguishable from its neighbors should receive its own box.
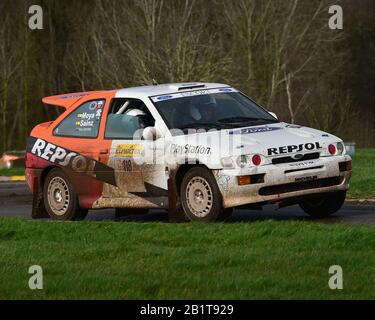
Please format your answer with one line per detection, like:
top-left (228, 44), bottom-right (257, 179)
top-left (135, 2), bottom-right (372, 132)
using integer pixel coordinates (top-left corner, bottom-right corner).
top-left (42, 91), bottom-right (105, 109)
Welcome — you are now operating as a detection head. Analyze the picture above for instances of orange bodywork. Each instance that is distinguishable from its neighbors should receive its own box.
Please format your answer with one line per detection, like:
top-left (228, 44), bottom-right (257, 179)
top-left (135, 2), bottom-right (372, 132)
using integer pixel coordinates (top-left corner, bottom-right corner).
top-left (42, 91), bottom-right (107, 109)
top-left (38, 91), bottom-right (116, 151)
top-left (26, 90), bottom-right (117, 209)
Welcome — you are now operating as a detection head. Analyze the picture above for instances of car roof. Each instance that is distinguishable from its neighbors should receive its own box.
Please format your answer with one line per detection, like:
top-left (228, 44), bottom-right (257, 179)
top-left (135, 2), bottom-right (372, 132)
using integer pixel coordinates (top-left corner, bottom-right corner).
top-left (115, 82), bottom-right (230, 98)
top-left (42, 83), bottom-right (232, 109)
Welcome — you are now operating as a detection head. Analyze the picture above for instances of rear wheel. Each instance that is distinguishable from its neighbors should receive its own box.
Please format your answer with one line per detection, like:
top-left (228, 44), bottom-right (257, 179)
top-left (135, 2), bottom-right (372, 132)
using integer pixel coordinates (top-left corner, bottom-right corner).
top-left (180, 167), bottom-right (229, 222)
top-left (43, 168), bottom-right (87, 221)
top-left (299, 191), bottom-right (346, 218)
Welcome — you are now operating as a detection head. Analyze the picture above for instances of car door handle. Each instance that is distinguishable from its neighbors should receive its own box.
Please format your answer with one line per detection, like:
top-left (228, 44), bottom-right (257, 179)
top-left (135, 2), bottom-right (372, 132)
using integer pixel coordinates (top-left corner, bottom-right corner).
top-left (100, 149), bottom-right (108, 154)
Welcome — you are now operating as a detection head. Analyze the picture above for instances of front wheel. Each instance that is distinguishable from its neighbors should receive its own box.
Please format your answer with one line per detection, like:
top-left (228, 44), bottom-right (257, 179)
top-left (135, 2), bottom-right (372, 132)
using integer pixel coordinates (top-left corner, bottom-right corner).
top-left (43, 168), bottom-right (88, 221)
top-left (299, 191), bottom-right (346, 218)
top-left (180, 167), bottom-right (229, 222)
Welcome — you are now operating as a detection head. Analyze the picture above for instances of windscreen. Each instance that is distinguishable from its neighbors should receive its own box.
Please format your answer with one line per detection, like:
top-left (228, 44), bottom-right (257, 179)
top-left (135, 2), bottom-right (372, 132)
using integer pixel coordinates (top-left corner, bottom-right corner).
top-left (151, 88), bottom-right (278, 132)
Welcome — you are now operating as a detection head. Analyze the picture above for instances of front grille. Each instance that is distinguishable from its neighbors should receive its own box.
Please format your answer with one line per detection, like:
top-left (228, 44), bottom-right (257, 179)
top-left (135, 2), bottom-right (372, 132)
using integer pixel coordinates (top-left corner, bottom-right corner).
top-left (272, 152), bottom-right (320, 165)
top-left (258, 177), bottom-right (341, 196)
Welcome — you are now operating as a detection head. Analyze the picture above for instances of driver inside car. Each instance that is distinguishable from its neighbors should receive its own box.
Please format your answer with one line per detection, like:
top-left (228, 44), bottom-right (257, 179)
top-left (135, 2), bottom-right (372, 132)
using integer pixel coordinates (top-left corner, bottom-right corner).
top-left (198, 102), bottom-right (216, 122)
top-left (125, 108), bottom-right (155, 128)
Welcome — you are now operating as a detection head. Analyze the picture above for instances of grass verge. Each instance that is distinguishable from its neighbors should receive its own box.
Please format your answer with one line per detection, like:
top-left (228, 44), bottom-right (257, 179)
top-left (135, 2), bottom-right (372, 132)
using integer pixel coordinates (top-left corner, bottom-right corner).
top-left (0, 167), bottom-right (25, 177)
top-left (0, 218), bottom-right (374, 299)
top-left (349, 149), bottom-right (375, 199)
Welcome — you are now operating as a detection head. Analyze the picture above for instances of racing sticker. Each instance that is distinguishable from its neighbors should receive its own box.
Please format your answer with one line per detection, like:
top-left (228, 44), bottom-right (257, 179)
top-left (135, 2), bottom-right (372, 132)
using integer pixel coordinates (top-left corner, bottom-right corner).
top-left (151, 87), bottom-right (238, 102)
top-left (76, 112), bottom-right (96, 127)
top-left (170, 143), bottom-right (212, 155)
top-left (229, 126), bottom-right (282, 135)
top-left (74, 103), bottom-right (103, 132)
top-left (214, 172), bottom-right (230, 192)
top-left (60, 93), bottom-right (90, 99)
top-left (115, 144), bottom-right (144, 157)
top-left (26, 136), bottom-right (116, 186)
top-left (295, 176), bottom-right (318, 182)
top-left (285, 124), bottom-right (302, 129)
top-left (267, 142), bottom-right (323, 155)
top-left (88, 101), bottom-right (98, 110)
top-left (96, 101), bottom-right (104, 109)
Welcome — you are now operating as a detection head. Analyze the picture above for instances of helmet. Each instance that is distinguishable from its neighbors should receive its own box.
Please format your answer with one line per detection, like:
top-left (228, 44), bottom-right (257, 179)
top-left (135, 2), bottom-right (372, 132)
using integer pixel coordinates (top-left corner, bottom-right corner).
top-left (125, 108), bottom-right (146, 117)
top-left (124, 108), bottom-right (154, 128)
top-left (189, 94), bottom-right (217, 120)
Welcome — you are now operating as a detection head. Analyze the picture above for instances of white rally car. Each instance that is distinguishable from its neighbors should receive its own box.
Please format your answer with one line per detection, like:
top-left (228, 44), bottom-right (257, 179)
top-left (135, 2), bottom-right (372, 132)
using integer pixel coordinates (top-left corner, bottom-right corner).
top-left (27, 82), bottom-right (352, 222)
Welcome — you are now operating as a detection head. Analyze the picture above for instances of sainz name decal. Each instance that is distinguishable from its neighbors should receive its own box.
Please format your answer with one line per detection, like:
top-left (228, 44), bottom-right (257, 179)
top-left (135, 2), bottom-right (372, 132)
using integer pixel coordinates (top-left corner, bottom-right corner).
top-left (267, 142), bottom-right (323, 156)
top-left (26, 137), bottom-right (117, 186)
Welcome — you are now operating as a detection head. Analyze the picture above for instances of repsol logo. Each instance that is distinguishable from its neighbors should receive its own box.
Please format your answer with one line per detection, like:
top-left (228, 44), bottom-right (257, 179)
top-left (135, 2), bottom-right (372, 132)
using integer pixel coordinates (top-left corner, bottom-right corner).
top-left (267, 142), bottom-right (322, 156)
top-left (30, 138), bottom-right (93, 172)
top-left (27, 137), bottom-right (116, 186)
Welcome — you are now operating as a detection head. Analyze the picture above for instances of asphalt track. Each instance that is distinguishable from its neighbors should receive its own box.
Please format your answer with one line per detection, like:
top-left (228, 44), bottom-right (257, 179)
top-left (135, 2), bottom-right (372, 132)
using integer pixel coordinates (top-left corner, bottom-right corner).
top-left (0, 182), bottom-right (374, 224)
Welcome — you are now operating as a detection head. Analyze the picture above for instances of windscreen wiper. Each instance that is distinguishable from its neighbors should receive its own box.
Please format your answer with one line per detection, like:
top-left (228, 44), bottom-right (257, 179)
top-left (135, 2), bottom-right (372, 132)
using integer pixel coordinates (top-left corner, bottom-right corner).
top-left (179, 122), bottom-right (225, 130)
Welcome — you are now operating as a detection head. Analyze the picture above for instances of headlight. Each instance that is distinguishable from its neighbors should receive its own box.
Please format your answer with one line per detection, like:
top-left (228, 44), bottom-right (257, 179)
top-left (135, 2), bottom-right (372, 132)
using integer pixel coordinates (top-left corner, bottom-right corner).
top-left (337, 142), bottom-right (344, 155)
top-left (236, 155), bottom-right (248, 168)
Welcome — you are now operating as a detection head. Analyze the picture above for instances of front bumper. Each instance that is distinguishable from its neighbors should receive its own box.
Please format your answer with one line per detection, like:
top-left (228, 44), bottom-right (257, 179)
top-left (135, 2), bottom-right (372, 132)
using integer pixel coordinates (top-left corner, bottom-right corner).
top-left (214, 155), bottom-right (352, 208)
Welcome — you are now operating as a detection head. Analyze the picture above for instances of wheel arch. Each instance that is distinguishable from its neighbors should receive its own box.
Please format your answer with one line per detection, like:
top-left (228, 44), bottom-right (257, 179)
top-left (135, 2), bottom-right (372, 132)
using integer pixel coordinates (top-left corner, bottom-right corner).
top-left (174, 162), bottom-right (211, 196)
top-left (40, 165), bottom-right (60, 188)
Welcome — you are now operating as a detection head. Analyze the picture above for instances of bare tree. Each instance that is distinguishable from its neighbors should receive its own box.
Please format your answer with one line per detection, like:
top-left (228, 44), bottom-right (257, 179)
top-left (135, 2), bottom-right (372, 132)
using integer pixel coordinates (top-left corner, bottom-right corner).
top-left (220, 0), bottom-right (348, 123)
top-left (64, 0), bottom-right (232, 89)
top-left (0, 12), bottom-right (22, 152)
top-left (0, 0), bottom-right (372, 150)
top-left (307, 86), bottom-right (356, 136)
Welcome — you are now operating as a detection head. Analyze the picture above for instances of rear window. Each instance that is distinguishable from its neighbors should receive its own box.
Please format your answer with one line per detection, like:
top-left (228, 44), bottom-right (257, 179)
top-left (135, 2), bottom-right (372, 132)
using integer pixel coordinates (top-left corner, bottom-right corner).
top-left (54, 100), bottom-right (105, 138)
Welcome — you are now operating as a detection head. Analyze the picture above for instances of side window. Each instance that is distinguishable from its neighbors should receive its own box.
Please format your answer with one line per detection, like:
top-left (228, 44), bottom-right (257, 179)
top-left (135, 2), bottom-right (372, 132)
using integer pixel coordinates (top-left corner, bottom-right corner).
top-left (105, 98), bottom-right (155, 140)
top-left (54, 100), bottom-right (105, 138)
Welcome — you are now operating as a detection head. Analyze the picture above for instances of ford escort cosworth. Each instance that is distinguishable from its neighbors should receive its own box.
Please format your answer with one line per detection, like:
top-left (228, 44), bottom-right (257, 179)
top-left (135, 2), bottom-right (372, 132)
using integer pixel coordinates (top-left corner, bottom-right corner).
top-left (26, 83), bottom-right (352, 221)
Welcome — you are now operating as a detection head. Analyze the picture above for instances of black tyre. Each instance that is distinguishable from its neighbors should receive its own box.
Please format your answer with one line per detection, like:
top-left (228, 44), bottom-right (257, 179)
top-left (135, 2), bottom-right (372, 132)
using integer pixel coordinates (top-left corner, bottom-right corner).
top-left (43, 168), bottom-right (88, 221)
top-left (180, 167), bottom-right (228, 222)
top-left (220, 208), bottom-right (234, 221)
top-left (299, 191), bottom-right (346, 218)
top-left (115, 208), bottom-right (149, 218)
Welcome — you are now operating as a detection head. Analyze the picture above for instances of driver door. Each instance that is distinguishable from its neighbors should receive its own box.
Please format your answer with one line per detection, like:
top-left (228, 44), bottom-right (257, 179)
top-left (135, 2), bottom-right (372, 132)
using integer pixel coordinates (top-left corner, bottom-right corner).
top-left (101, 98), bottom-right (168, 208)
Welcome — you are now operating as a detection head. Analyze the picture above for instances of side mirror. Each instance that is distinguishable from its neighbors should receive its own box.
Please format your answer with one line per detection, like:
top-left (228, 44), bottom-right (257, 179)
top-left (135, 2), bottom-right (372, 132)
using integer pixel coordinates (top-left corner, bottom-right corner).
top-left (142, 126), bottom-right (161, 141)
top-left (269, 112), bottom-right (278, 119)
